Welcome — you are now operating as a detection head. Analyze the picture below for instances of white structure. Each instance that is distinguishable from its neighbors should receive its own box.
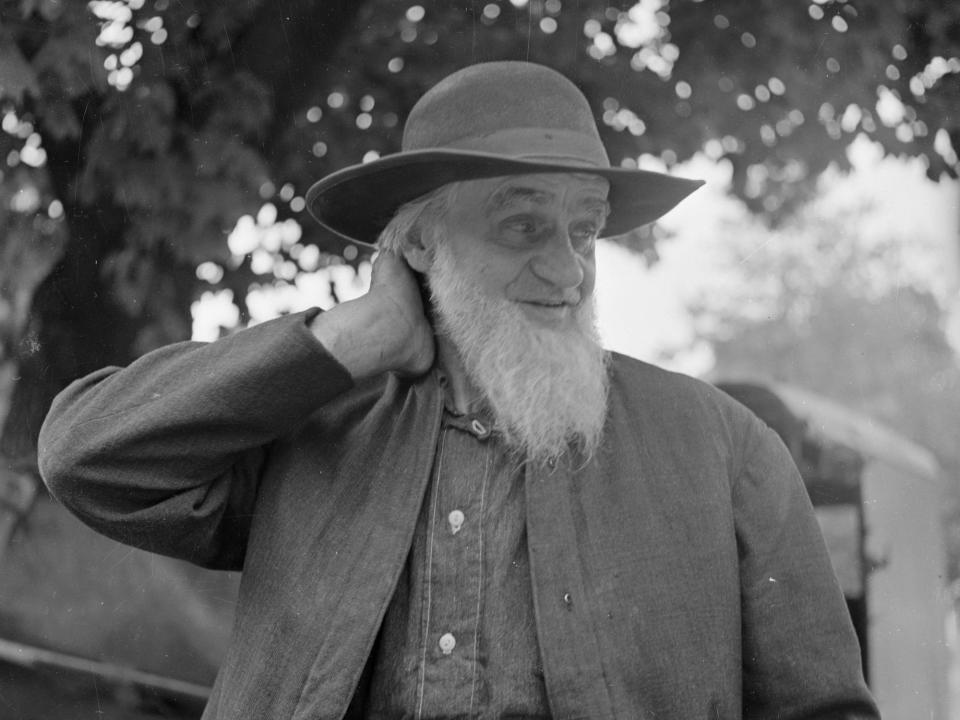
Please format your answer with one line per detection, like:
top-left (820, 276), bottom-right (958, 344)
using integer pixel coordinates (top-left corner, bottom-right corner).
top-left (772, 384), bottom-right (953, 720)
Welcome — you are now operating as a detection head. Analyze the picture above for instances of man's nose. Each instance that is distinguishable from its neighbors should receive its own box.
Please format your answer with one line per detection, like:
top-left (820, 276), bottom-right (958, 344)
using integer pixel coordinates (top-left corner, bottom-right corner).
top-left (528, 240), bottom-right (586, 289)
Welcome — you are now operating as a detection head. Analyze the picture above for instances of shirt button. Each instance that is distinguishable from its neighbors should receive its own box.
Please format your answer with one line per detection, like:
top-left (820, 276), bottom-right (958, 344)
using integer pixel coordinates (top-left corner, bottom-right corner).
top-left (470, 418), bottom-right (487, 437)
top-left (438, 632), bottom-right (456, 655)
top-left (448, 509), bottom-right (465, 534)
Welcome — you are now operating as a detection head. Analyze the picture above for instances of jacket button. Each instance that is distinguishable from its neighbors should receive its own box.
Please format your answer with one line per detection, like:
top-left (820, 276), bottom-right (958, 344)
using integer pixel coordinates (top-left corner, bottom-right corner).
top-left (448, 509), bottom-right (465, 534)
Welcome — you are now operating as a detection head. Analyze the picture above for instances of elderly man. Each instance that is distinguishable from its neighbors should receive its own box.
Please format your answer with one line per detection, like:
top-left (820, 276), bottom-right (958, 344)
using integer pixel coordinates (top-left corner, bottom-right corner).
top-left (39, 62), bottom-right (877, 719)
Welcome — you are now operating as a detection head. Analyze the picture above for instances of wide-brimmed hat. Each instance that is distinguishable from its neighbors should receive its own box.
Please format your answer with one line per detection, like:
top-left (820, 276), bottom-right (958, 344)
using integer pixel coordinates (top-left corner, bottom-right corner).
top-left (305, 61), bottom-right (703, 247)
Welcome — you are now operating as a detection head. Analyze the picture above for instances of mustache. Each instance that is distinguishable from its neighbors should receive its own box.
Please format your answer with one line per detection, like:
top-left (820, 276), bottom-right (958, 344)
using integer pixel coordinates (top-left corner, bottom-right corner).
top-left (514, 291), bottom-right (582, 307)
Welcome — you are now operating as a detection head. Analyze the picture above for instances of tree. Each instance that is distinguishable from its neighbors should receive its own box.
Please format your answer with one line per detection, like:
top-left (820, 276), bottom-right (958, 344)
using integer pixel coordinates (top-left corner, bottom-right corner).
top-left (1, 0), bottom-right (958, 467)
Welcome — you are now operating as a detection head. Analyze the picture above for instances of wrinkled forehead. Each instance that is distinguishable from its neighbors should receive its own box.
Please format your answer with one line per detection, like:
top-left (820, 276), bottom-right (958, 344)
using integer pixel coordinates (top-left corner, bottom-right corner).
top-left (460, 173), bottom-right (611, 216)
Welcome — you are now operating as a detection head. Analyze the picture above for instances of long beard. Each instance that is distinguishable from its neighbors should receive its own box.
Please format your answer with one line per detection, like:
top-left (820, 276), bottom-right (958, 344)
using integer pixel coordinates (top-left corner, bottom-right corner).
top-left (427, 243), bottom-right (610, 464)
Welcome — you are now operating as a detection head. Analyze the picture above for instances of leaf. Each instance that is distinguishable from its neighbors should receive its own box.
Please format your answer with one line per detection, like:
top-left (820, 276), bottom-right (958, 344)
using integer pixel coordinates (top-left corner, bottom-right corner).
top-left (36, 94), bottom-right (81, 140)
top-left (172, 177), bottom-right (258, 264)
top-left (113, 157), bottom-right (183, 210)
top-left (189, 132), bottom-right (268, 185)
top-left (199, 0), bottom-right (267, 48)
top-left (18, 0), bottom-right (64, 21)
top-left (32, 19), bottom-right (108, 98)
top-left (0, 29), bottom-right (40, 102)
top-left (191, 70), bottom-right (273, 140)
top-left (114, 82), bottom-right (177, 154)
top-left (99, 246), bottom-right (155, 318)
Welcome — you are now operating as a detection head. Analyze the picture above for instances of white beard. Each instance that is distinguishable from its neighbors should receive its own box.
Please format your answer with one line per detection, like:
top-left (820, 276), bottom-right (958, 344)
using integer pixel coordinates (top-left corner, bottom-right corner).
top-left (427, 242), bottom-right (610, 465)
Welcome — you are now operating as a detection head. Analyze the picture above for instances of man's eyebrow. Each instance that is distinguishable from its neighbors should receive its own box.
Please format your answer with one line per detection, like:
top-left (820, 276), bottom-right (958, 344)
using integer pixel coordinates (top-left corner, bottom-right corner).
top-left (484, 186), bottom-right (554, 214)
top-left (577, 196), bottom-right (611, 217)
top-left (484, 186), bottom-right (611, 220)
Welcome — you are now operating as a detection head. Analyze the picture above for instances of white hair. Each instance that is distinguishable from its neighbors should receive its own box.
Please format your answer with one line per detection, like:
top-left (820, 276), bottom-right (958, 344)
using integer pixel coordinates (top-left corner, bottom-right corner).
top-left (376, 183), bottom-right (460, 252)
top-left (428, 239), bottom-right (609, 465)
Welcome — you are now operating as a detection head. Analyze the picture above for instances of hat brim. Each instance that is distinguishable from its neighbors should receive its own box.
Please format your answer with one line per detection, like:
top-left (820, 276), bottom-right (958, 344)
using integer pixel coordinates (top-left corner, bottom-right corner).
top-left (305, 149), bottom-right (704, 248)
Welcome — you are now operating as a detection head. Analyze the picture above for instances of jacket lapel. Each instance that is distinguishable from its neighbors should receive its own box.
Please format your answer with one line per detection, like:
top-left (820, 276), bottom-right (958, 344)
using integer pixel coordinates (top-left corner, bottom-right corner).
top-left (292, 374), bottom-right (445, 720)
top-left (525, 458), bottom-right (616, 720)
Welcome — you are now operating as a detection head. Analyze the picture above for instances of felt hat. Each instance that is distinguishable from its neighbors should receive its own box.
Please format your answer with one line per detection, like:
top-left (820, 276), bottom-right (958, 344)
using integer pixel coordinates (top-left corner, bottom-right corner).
top-left (305, 61), bottom-right (703, 247)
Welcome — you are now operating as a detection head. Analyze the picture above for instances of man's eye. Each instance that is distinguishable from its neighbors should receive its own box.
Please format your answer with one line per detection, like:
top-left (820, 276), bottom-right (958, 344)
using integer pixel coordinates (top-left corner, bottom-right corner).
top-left (570, 223), bottom-right (600, 248)
top-left (503, 217), bottom-right (541, 235)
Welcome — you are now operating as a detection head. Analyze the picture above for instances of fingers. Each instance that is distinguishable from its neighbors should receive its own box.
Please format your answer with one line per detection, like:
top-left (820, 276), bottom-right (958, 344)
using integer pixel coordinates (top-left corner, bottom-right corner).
top-left (371, 248), bottom-right (417, 289)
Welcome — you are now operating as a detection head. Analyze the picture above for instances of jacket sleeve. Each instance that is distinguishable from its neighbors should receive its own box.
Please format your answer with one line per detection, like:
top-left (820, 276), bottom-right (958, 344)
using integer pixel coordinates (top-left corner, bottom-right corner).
top-left (37, 309), bottom-right (354, 571)
top-left (732, 414), bottom-right (880, 719)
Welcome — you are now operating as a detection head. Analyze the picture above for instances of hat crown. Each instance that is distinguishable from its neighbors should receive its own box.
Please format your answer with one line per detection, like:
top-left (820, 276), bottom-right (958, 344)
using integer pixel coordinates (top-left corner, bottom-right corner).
top-left (305, 61), bottom-right (704, 247)
top-left (402, 61), bottom-right (607, 165)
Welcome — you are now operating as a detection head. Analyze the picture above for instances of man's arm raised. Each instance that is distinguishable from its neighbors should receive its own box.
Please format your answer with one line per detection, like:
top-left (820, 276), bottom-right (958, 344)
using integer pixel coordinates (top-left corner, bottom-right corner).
top-left (38, 251), bottom-right (434, 569)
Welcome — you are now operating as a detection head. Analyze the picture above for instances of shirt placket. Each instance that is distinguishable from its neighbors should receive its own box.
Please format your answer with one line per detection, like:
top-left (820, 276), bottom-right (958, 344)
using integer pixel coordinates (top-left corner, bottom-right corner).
top-left (415, 413), bottom-right (493, 719)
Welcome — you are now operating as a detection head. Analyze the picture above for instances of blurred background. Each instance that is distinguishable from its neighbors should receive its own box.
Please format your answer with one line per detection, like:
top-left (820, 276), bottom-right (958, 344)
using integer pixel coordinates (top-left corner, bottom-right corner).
top-left (1, 0), bottom-right (958, 717)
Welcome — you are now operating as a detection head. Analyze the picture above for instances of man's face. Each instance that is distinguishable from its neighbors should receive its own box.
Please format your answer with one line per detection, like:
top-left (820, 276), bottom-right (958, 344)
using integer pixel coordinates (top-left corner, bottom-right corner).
top-left (420, 172), bottom-right (611, 463)
top-left (438, 173), bottom-right (609, 325)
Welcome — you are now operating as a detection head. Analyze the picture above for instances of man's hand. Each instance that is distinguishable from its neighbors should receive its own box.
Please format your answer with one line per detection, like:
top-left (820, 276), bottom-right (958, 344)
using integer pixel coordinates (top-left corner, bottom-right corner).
top-left (311, 251), bottom-right (435, 381)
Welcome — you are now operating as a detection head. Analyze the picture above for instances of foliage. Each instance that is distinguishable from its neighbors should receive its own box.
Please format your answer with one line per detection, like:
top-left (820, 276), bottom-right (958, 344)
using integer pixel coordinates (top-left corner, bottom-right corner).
top-left (0, 0), bottom-right (958, 458)
top-left (307, 0), bottom-right (960, 219)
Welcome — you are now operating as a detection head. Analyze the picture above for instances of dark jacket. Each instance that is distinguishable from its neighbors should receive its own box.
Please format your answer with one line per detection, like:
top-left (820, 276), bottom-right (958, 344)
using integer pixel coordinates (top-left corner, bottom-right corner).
top-left (38, 311), bottom-right (878, 720)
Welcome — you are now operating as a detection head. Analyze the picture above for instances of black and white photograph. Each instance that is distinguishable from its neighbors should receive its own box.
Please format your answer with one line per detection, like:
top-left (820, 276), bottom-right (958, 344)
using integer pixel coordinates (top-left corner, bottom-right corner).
top-left (1, 1), bottom-right (958, 718)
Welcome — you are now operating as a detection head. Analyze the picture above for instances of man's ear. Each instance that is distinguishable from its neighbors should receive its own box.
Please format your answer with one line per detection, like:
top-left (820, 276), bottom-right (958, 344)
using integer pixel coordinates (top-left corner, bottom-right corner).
top-left (399, 225), bottom-right (435, 273)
